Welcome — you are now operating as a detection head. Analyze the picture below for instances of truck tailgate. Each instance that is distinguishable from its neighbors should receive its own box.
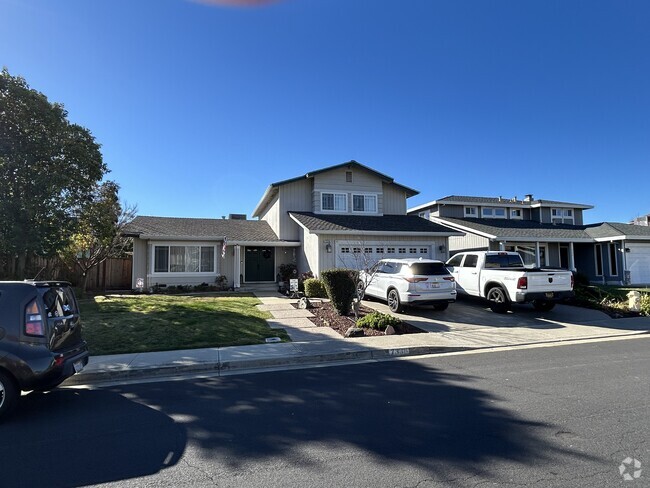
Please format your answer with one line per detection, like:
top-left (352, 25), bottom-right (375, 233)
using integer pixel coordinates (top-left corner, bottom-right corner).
top-left (528, 271), bottom-right (572, 291)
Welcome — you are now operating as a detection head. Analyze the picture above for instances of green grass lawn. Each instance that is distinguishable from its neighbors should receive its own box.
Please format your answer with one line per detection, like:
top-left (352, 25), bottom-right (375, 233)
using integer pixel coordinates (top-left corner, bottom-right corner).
top-left (79, 293), bottom-right (290, 356)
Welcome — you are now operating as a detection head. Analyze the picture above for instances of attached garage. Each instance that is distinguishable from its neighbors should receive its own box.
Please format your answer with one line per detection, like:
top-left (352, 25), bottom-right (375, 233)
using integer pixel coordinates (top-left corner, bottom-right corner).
top-left (336, 241), bottom-right (432, 270)
top-left (627, 242), bottom-right (650, 285)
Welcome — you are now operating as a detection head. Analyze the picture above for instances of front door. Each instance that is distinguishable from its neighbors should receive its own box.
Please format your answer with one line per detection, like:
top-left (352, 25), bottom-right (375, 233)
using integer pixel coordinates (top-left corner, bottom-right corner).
top-left (245, 247), bottom-right (275, 282)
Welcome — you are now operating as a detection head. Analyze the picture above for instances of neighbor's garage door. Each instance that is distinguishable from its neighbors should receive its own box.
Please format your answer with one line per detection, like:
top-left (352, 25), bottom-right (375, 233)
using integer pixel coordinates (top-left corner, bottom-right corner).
top-left (336, 242), bottom-right (431, 270)
top-left (627, 243), bottom-right (650, 284)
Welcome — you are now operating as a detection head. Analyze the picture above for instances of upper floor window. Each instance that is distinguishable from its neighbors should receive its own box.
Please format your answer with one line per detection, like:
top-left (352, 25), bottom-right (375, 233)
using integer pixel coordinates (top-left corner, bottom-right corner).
top-left (322, 192), bottom-right (347, 212)
top-left (464, 206), bottom-right (478, 217)
top-left (510, 208), bottom-right (523, 219)
top-left (352, 194), bottom-right (377, 213)
top-left (551, 208), bottom-right (574, 224)
top-left (482, 207), bottom-right (506, 218)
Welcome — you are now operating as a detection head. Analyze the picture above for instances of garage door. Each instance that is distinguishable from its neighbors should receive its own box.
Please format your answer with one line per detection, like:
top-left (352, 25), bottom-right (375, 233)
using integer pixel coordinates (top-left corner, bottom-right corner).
top-left (627, 243), bottom-right (650, 284)
top-left (336, 242), bottom-right (431, 270)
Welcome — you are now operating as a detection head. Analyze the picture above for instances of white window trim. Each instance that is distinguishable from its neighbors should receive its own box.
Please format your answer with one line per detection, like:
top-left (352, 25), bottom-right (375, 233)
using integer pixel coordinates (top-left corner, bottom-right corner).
top-left (464, 206), bottom-right (478, 217)
top-left (150, 242), bottom-right (218, 276)
top-left (320, 191), bottom-right (348, 213)
top-left (551, 208), bottom-right (575, 224)
top-left (510, 208), bottom-right (523, 220)
top-left (351, 192), bottom-right (379, 214)
top-left (481, 207), bottom-right (507, 219)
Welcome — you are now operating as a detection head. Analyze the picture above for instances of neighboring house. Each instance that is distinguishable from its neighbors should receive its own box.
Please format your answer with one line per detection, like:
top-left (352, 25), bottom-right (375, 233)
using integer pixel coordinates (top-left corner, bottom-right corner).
top-left (409, 195), bottom-right (650, 285)
top-left (631, 214), bottom-right (650, 226)
top-left (124, 161), bottom-right (461, 289)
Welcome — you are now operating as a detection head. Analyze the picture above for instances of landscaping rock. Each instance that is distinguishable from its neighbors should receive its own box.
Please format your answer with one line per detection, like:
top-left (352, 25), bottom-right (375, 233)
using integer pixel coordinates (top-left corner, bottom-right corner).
top-left (384, 325), bottom-right (396, 335)
top-left (298, 297), bottom-right (312, 309)
top-left (345, 326), bottom-right (364, 338)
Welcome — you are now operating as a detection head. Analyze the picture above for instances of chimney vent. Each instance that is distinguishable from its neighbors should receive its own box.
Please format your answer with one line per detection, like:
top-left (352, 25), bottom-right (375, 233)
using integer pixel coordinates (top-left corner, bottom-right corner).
top-left (228, 214), bottom-right (247, 220)
top-left (524, 194), bottom-right (533, 202)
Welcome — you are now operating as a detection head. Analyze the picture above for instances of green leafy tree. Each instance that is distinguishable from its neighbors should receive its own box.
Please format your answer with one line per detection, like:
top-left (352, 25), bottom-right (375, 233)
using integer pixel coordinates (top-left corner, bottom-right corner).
top-left (0, 68), bottom-right (107, 277)
top-left (59, 181), bottom-right (137, 293)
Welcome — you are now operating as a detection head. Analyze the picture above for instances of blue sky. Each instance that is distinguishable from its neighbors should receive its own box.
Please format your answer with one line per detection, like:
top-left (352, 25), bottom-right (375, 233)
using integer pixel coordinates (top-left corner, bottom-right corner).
top-left (1, 0), bottom-right (649, 223)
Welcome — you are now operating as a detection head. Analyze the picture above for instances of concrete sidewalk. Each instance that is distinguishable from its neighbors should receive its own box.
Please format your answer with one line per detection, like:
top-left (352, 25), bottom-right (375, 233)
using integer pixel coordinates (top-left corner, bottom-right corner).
top-left (63, 292), bottom-right (650, 386)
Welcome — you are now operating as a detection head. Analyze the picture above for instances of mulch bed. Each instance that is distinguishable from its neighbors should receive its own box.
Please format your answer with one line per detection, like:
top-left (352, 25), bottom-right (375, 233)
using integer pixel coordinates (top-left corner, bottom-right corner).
top-left (294, 300), bottom-right (425, 337)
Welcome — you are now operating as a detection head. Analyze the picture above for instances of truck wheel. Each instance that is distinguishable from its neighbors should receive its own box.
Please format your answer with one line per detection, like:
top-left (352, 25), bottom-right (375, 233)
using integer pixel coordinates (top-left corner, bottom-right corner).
top-left (0, 371), bottom-right (19, 421)
top-left (433, 302), bottom-right (449, 311)
top-left (387, 289), bottom-right (402, 313)
top-left (532, 300), bottom-right (555, 312)
top-left (486, 287), bottom-right (510, 314)
top-left (356, 281), bottom-right (366, 300)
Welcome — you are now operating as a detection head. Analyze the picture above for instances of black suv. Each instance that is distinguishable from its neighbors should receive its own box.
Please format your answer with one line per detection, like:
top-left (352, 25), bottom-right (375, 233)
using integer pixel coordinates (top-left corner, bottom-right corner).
top-left (0, 281), bottom-right (89, 419)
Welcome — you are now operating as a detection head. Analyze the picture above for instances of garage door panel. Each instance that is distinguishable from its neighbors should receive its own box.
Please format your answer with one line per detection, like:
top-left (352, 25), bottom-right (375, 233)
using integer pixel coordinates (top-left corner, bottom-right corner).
top-left (627, 243), bottom-right (650, 284)
top-left (336, 241), bottom-right (431, 270)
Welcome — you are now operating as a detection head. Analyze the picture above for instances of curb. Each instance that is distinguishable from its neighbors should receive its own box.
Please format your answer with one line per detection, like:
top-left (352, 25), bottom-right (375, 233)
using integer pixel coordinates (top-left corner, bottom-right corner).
top-left (63, 330), bottom-right (650, 387)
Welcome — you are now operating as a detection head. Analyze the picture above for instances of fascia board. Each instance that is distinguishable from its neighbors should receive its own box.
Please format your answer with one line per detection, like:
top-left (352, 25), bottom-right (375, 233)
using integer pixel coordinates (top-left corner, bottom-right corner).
top-left (431, 218), bottom-right (496, 239)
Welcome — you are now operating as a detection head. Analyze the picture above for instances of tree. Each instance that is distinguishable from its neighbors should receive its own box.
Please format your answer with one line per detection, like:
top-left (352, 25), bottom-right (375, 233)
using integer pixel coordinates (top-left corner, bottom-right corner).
top-left (59, 181), bottom-right (137, 293)
top-left (0, 68), bottom-right (107, 278)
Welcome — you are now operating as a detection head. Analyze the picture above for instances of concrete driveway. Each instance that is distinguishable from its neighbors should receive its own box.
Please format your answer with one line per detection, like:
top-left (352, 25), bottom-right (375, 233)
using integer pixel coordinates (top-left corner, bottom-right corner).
top-left (361, 295), bottom-right (650, 349)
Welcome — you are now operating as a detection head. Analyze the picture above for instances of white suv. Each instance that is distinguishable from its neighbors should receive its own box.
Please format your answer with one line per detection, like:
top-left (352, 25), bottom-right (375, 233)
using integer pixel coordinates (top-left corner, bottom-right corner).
top-left (357, 258), bottom-right (457, 313)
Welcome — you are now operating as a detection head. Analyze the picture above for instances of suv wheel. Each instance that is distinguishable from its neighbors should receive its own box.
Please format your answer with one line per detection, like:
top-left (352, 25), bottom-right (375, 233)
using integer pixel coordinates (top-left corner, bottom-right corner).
top-left (387, 289), bottom-right (402, 313)
top-left (486, 287), bottom-right (510, 314)
top-left (0, 371), bottom-right (18, 420)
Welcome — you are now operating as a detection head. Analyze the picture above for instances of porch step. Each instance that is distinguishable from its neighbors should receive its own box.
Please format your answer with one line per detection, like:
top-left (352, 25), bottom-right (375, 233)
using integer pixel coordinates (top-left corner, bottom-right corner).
top-left (239, 283), bottom-right (279, 293)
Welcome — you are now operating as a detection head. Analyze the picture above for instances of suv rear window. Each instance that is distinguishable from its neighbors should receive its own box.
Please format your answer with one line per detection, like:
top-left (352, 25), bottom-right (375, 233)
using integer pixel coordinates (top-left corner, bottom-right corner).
top-left (409, 262), bottom-right (449, 275)
top-left (38, 287), bottom-right (78, 318)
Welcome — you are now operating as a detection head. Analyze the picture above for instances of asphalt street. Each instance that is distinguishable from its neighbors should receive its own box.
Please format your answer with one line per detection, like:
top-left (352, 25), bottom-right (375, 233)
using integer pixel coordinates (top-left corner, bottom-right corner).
top-left (1, 337), bottom-right (648, 488)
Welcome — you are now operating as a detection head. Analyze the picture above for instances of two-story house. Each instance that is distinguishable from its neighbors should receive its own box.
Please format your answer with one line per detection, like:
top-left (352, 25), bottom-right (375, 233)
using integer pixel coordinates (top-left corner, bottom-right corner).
top-left (125, 161), bottom-right (461, 289)
top-left (408, 195), bottom-right (650, 285)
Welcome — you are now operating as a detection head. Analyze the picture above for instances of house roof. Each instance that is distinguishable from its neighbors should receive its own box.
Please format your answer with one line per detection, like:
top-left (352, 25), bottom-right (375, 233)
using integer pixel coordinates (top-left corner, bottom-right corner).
top-left (409, 195), bottom-right (594, 214)
top-left (434, 217), bottom-right (650, 243)
top-left (252, 160), bottom-right (419, 217)
top-left (123, 216), bottom-right (288, 243)
top-left (433, 217), bottom-right (594, 241)
top-left (289, 212), bottom-right (462, 236)
top-left (585, 222), bottom-right (650, 240)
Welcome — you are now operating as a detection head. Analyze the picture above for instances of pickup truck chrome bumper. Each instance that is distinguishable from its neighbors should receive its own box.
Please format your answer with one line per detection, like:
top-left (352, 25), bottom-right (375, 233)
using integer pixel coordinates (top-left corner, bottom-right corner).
top-left (515, 290), bottom-right (575, 303)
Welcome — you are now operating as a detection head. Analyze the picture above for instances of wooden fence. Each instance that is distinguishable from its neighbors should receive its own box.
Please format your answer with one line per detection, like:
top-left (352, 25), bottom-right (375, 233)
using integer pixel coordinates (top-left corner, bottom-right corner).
top-left (0, 255), bottom-right (132, 291)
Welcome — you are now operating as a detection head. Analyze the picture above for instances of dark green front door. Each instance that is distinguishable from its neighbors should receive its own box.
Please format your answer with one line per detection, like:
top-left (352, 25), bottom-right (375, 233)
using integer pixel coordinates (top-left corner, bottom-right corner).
top-left (245, 247), bottom-right (275, 282)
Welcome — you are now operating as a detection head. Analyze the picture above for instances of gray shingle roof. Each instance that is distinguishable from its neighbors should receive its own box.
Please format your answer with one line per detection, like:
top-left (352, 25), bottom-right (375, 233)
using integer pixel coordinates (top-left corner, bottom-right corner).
top-left (290, 212), bottom-right (460, 234)
top-left (436, 217), bottom-right (594, 240)
top-left (435, 195), bottom-right (592, 208)
top-left (585, 222), bottom-right (650, 239)
top-left (123, 216), bottom-right (283, 242)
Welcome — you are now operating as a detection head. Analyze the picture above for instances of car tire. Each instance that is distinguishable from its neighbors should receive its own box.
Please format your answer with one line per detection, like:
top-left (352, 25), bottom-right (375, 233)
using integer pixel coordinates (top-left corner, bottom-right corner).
top-left (0, 370), bottom-right (19, 421)
top-left (356, 281), bottom-right (366, 300)
top-left (387, 289), bottom-right (402, 313)
top-left (486, 287), bottom-right (510, 314)
top-left (532, 300), bottom-right (555, 312)
top-left (432, 302), bottom-right (449, 311)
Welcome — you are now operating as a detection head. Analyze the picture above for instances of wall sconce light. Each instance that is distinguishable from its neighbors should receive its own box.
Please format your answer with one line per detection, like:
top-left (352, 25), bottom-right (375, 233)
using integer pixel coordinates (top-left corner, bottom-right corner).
top-left (438, 245), bottom-right (446, 252)
top-left (325, 240), bottom-right (332, 253)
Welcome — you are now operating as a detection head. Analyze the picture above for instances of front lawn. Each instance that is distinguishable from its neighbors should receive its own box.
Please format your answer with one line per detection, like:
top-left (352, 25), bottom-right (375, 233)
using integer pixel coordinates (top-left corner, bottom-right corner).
top-left (79, 294), bottom-right (289, 355)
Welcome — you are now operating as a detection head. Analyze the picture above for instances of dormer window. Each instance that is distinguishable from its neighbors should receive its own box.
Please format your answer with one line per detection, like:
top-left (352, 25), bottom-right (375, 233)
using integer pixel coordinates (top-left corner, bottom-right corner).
top-left (322, 192), bottom-right (347, 212)
top-left (352, 194), bottom-right (377, 213)
top-left (464, 206), bottom-right (478, 217)
top-left (482, 207), bottom-right (506, 219)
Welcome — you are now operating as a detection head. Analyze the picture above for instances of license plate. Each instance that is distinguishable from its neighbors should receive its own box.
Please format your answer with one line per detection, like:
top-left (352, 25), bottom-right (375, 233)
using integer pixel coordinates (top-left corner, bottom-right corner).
top-left (73, 359), bottom-right (85, 374)
top-left (545, 292), bottom-right (554, 298)
top-left (426, 282), bottom-right (440, 289)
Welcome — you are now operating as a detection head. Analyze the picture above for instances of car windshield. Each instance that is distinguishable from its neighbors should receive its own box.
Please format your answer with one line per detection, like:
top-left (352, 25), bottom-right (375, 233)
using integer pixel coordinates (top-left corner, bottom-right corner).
top-left (409, 262), bottom-right (449, 275)
top-left (484, 254), bottom-right (524, 268)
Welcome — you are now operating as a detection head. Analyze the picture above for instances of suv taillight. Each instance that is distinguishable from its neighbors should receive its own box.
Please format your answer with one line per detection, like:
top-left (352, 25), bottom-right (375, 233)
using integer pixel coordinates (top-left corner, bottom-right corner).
top-left (517, 277), bottom-right (528, 289)
top-left (25, 299), bottom-right (45, 336)
top-left (443, 276), bottom-right (455, 282)
top-left (404, 277), bottom-right (428, 283)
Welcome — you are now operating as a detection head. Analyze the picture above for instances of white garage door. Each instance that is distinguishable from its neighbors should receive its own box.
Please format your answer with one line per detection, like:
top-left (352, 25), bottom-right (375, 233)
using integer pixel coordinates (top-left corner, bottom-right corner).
top-left (336, 242), bottom-right (431, 270)
top-left (627, 243), bottom-right (650, 284)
